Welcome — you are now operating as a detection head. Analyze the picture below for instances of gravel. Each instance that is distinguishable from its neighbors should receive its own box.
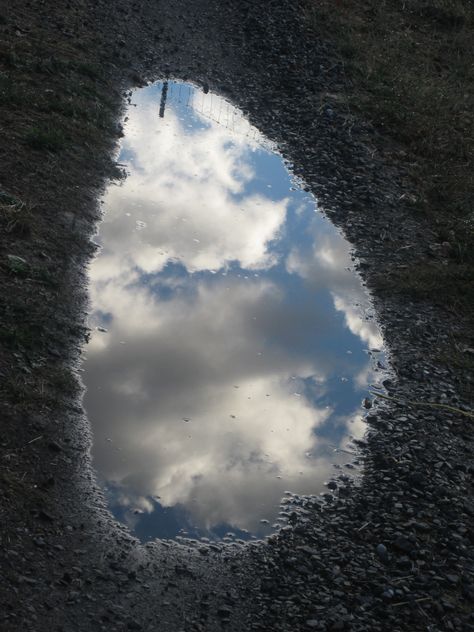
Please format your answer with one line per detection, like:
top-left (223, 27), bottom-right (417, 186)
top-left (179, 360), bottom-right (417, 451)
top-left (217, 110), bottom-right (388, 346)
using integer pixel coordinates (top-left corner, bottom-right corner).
top-left (0, 0), bottom-right (473, 630)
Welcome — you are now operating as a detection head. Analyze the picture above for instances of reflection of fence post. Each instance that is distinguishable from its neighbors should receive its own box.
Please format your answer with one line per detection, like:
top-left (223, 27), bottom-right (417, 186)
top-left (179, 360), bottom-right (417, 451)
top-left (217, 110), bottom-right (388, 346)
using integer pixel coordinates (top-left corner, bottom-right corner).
top-left (161, 81), bottom-right (258, 143)
top-left (159, 81), bottom-right (168, 118)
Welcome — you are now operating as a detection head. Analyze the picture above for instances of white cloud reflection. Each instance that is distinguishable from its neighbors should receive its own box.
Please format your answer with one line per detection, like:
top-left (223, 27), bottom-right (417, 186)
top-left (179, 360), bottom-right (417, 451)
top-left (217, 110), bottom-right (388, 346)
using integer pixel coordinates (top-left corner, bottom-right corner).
top-left (286, 231), bottom-right (383, 350)
top-left (85, 82), bottom-right (383, 537)
top-left (93, 86), bottom-right (287, 283)
top-left (87, 276), bottom-right (341, 532)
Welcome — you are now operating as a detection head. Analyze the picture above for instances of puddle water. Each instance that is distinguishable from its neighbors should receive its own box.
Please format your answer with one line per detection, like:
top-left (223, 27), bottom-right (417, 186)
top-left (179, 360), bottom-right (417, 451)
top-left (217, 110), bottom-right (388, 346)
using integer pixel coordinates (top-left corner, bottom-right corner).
top-left (84, 81), bottom-right (384, 542)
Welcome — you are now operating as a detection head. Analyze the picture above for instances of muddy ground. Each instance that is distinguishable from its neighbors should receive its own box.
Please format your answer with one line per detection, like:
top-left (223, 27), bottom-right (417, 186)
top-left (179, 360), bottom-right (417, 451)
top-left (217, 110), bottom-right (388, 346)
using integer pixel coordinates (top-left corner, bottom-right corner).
top-left (0, 0), bottom-right (473, 630)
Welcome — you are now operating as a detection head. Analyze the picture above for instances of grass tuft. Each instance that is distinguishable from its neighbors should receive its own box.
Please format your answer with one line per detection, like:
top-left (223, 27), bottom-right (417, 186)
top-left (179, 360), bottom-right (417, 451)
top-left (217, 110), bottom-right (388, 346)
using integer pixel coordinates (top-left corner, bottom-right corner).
top-left (6, 254), bottom-right (29, 276)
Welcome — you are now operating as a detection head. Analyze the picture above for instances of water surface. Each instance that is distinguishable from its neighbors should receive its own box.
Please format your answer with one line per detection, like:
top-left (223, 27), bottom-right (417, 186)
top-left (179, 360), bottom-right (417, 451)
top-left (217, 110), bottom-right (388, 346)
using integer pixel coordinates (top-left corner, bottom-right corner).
top-left (84, 81), bottom-right (384, 542)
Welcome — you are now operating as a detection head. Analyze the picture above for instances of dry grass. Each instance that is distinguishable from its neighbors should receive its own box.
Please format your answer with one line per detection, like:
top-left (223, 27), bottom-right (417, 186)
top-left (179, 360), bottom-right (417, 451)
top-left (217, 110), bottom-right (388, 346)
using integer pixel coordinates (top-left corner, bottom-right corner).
top-left (0, 5), bottom-right (124, 414)
top-left (305, 0), bottom-right (474, 316)
top-left (0, 191), bottom-right (34, 236)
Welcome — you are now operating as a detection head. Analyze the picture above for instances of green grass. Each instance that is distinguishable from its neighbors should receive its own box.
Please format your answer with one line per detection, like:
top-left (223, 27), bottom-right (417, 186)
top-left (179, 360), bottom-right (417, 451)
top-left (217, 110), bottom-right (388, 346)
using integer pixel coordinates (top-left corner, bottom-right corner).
top-left (5, 254), bottom-right (29, 276)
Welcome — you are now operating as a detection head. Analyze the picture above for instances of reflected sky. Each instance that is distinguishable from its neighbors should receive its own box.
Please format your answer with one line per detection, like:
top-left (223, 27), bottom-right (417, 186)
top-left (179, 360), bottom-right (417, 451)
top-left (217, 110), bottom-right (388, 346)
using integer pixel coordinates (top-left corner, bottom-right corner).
top-left (84, 81), bottom-right (384, 542)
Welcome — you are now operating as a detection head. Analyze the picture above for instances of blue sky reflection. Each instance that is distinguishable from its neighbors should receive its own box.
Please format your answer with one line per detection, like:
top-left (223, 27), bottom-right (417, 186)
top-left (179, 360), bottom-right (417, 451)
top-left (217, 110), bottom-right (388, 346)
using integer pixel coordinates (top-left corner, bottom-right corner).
top-left (84, 81), bottom-right (384, 541)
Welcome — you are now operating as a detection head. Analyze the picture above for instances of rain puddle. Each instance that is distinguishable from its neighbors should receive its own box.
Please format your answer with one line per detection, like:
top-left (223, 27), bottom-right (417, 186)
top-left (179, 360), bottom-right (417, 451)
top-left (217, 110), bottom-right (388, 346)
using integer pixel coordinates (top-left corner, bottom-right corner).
top-left (84, 81), bottom-right (384, 543)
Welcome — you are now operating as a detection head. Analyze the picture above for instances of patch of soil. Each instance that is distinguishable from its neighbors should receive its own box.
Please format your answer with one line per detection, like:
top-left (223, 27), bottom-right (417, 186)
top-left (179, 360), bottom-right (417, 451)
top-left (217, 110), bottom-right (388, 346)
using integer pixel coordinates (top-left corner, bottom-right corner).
top-left (0, 0), bottom-right (473, 630)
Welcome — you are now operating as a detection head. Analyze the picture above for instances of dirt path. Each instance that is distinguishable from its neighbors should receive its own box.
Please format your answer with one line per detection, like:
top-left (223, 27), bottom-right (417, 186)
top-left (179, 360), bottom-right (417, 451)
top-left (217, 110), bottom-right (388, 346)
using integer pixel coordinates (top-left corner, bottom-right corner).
top-left (1, 1), bottom-right (473, 630)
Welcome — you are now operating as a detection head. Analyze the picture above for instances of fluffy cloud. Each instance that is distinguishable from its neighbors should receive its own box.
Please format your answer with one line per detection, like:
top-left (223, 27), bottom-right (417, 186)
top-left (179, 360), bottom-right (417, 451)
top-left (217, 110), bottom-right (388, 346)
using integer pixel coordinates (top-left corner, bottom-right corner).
top-left (92, 86), bottom-right (288, 283)
top-left (286, 228), bottom-right (383, 350)
top-left (84, 82), bottom-right (383, 535)
top-left (86, 276), bottom-right (344, 532)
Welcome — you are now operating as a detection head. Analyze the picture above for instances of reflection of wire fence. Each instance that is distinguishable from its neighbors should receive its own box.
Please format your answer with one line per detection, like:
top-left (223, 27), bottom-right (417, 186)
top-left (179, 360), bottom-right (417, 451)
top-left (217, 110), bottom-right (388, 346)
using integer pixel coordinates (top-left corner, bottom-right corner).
top-left (162, 81), bottom-right (263, 143)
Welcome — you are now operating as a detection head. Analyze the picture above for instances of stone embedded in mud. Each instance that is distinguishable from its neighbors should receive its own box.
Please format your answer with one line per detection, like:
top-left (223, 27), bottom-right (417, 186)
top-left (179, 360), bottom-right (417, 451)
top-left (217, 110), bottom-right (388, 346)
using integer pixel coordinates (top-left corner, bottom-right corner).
top-left (375, 543), bottom-right (389, 563)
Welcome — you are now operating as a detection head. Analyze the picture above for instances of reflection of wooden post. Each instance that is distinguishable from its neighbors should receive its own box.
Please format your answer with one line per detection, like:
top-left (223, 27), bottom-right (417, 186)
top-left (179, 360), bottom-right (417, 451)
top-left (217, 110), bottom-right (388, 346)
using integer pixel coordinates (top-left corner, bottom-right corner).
top-left (159, 81), bottom-right (168, 118)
